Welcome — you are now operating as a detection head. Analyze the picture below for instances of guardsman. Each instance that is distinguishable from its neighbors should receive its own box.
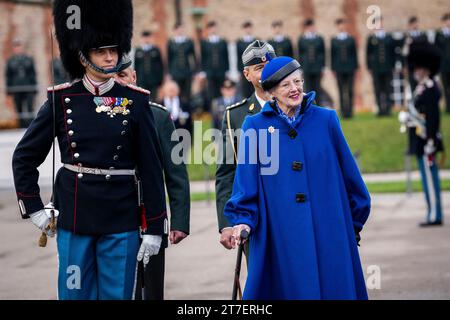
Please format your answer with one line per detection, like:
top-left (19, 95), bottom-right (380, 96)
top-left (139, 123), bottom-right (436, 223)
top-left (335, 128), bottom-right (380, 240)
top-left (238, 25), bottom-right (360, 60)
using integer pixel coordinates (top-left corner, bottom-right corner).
top-left (115, 63), bottom-right (190, 300)
top-left (236, 21), bottom-right (256, 98)
top-left (331, 18), bottom-right (359, 118)
top-left (435, 13), bottom-right (450, 113)
top-left (268, 20), bottom-right (294, 58)
top-left (215, 40), bottom-right (276, 249)
top-left (403, 16), bottom-right (429, 91)
top-left (6, 38), bottom-right (37, 128)
top-left (407, 43), bottom-right (444, 227)
top-left (134, 30), bottom-right (164, 101)
top-left (366, 16), bottom-right (396, 116)
top-left (211, 79), bottom-right (241, 130)
top-left (12, 0), bottom-right (167, 300)
top-left (167, 22), bottom-right (197, 103)
top-left (297, 19), bottom-right (325, 103)
top-left (201, 21), bottom-right (229, 107)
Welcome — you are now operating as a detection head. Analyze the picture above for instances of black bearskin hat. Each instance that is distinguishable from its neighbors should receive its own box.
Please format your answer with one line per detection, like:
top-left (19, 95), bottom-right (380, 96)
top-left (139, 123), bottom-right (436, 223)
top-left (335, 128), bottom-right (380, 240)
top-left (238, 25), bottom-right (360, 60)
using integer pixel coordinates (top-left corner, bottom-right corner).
top-left (53, 0), bottom-right (133, 80)
top-left (408, 42), bottom-right (441, 77)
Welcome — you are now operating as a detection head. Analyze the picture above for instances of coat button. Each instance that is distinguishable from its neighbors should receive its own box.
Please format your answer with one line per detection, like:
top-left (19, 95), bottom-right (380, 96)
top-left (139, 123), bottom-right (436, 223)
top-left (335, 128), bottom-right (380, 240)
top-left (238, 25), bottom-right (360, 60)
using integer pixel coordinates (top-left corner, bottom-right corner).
top-left (77, 173), bottom-right (83, 179)
top-left (67, 119), bottom-right (73, 125)
top-left (65, 98), bottom-right (71, 104)
top-left (292, 161), bottom-right (303, 171)
top-left (71, 142), bottom-right (77, 148)
top-left (296, 193), bottom-right (306, 203)
top-left (117, 145), bottom-right (122, 150)
top-left (109, 167), bottom-right (115, 170)
top-left (113, 155), bottom-right (119, 160)
top-left (74, 153), bottom-right (80, 159)
top-left (68, 130), bottom-right (74, 136)
top-left (129, 100), bottom-right (133, 105)
top-left (288, 129), bottom-right (298, 139)
top-left (105, 175), bottom-right (111, 180)
top-left (66, 109), bottom-right (72, 114)
top-left (121, 130), bottom-right (126, 136)
top-left (122, 120), bottom-right (128, 126)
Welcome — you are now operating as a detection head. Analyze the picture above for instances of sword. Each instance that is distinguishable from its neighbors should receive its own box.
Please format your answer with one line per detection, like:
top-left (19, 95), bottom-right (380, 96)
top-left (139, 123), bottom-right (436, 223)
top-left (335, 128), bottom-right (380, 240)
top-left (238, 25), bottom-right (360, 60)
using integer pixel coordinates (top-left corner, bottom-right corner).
top-left (39, 28), bottom-right (57, 247)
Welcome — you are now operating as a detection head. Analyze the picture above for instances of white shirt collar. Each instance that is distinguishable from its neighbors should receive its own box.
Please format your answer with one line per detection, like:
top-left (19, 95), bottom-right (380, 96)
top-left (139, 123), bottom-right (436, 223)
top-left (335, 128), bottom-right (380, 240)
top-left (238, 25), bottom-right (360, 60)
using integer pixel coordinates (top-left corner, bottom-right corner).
top-left (255, 92), bottom-right (268, 109)
top-left (164, 96), bottom-right (181, 121)
top-left (82, 74), bottom-right (115, 96)
top-left (337, 32), bottom-right (348, 40)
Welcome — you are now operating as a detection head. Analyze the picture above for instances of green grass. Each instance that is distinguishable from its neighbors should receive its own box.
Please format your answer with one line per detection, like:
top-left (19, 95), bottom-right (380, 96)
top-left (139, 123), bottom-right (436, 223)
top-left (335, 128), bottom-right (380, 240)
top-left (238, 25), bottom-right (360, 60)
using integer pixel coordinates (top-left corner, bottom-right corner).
top-left (187, 112), bottom-right (450, 181)
top-left (189, 179), bottom-right (450, 201)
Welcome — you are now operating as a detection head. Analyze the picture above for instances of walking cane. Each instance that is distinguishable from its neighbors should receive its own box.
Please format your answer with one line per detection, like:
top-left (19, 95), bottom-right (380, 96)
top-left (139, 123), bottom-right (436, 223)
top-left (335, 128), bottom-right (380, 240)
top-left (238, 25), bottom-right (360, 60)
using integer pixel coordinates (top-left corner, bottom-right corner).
top-left (232, 229), bottom-right (249, 300)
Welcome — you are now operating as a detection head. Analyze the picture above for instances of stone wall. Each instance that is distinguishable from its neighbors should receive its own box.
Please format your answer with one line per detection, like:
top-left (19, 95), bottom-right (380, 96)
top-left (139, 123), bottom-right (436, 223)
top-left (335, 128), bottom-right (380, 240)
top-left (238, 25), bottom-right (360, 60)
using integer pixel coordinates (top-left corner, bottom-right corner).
top-left (0, 0), bottom-right (447, 125)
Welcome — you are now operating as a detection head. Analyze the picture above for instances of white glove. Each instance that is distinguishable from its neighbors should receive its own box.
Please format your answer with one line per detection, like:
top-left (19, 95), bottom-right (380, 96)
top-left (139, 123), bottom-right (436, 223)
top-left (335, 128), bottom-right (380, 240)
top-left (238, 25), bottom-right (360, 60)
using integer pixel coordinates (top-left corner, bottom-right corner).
top-left (30, 203), bottom-right (59, 237)
top-left (137, 235), bottom-right (162, 266)
top-left (424, 139), bottom-right (436, 155)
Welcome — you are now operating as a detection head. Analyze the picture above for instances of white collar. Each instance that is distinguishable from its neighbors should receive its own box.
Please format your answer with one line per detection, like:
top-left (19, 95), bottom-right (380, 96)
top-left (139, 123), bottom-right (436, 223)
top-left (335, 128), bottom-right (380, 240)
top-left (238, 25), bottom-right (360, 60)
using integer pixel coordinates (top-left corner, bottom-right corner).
top-left (82, 74), bottom-right (115, 96)
top-left (274, 35), bottom-right (285, 42)
top-left (255, 92), bottom-right (268, 109)
top-left (304, 32), bottom-right (316, 39)
top-left (337, 32), bottom-right (348, 40)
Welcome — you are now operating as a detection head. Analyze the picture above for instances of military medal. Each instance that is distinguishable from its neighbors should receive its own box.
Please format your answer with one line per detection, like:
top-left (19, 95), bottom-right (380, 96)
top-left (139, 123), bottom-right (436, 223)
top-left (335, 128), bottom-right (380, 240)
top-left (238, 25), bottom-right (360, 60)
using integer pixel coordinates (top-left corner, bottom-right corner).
top-left (93, 97), bottom-right (131, 117)
top-left (268, 126), bottom-right (275, 134)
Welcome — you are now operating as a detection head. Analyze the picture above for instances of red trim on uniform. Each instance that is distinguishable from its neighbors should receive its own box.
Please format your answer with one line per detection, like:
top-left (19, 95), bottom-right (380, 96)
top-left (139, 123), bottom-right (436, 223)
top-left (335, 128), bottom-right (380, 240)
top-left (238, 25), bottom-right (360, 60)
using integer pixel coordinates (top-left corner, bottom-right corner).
top-left (17, 192), bottom-right (39, 198)
top-left (140, 205), bottom-right (147, 232)
top-left (148, 210), bottom-right (167, 221)
top-left (73, 172), bottom-right (78, 233)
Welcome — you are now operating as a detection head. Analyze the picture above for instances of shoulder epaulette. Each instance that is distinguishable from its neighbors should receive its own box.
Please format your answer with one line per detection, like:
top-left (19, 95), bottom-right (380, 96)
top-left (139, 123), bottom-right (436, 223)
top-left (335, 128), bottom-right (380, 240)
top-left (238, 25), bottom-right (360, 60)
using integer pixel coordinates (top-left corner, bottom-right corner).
top-left (47, 82), bottom-right (73, 92)
top-left (148, 101), bottom-right (167, 111)
top-left (126, 83), bottom-right (150, 95)
top-left (226, 98), bottom-right (248, 111)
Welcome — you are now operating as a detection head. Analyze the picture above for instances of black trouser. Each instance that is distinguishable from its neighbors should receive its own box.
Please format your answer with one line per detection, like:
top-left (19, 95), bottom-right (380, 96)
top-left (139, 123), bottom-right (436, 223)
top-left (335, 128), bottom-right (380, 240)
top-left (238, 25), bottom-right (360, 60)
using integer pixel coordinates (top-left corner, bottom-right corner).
top-left (240, 77), bottom-right (253, 98)
top-left (173, 77), bottom-right (192, 103)
top-left (371, 72), bottom-right (393, 116)
top-left (441, 71), bottom-right (450, 113)
top-left (336, 72), bottom-right (355, 118)
top-left (134, 248), bottom-right (165, 300)
top-left (13, 92), bottom-right (35, 128)
top-left (304, 72), bottom-right (322, 102)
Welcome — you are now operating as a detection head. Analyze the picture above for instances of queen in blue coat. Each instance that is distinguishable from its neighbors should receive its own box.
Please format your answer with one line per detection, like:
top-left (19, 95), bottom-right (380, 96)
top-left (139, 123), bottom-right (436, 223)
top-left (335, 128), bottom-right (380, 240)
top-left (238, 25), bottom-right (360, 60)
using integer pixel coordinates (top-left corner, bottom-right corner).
top-left (224, 56), bottom-right (371, 300)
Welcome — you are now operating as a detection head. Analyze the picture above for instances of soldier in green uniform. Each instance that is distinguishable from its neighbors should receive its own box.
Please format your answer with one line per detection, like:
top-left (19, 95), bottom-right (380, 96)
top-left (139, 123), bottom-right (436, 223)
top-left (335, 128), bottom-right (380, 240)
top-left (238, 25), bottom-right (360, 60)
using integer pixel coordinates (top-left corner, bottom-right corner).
top-left (167, 23), bottom-right (197, 103)
top-left (366, 17), bottom-right (396, 116)
top-left (6, 39), bottom-right (37, 128)
top-left (201, 21), bottom-right (229, 108)
top-left (331, 18), bottom-right (358, 118)
top-left (435, 13), bottom-right (450, 113)
top-left (297, 19), bottom-right (325, 103)
top-left (268, 20), bottom-right (293, 58)
top-left (115, 63), bottom-right (190, 300)
top-left (134, 31), bottom-right (164, 101)
top-left (236, 21), bottom-right (256, 98)
top-left (403, 16), bottom-right (429, 91)
top-left (215, 40), bottom-right (276, 249)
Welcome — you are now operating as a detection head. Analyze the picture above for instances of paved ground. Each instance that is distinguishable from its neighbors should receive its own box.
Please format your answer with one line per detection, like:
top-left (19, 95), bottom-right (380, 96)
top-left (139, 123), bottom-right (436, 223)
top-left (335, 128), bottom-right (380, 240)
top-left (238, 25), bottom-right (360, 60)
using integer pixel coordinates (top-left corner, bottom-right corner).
top-left (0, 185), bottom-right (449, 299)
top-left (1, 129), bottom-right (449, 300)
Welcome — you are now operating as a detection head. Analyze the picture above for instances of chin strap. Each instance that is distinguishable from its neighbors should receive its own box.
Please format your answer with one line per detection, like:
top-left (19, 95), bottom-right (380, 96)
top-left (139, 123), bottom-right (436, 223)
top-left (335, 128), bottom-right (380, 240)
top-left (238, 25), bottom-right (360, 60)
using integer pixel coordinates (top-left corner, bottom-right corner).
top-left (79, 51), bottom-right (131, 75)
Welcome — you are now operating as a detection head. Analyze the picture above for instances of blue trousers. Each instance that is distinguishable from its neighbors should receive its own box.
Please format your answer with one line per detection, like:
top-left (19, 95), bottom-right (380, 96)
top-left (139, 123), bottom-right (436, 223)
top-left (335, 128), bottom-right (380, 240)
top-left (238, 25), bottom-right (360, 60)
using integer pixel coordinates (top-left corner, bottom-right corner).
top-left (57, 228), bottom-right (140, 300)
top-left (417, 156), bottom-right (443, 223)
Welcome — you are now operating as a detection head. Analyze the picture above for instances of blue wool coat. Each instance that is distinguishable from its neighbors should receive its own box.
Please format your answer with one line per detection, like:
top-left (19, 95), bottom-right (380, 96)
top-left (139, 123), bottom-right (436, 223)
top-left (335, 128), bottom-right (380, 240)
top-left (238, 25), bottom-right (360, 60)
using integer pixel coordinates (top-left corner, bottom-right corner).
top-left (224, 92), bottom-right (371, 300)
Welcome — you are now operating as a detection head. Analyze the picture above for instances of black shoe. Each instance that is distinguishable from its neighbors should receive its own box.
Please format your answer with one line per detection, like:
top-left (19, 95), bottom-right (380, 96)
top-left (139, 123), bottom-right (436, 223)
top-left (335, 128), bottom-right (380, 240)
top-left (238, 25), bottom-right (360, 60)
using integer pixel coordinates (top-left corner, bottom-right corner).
top-left (419, 221), bottom-right (443, 227)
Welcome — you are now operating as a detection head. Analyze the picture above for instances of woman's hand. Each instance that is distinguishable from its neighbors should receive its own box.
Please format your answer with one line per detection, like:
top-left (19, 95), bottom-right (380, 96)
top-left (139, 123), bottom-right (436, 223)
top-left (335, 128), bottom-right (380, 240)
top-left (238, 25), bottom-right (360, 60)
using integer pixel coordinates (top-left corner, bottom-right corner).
top-left (231, 224), bottom-right (251, 249)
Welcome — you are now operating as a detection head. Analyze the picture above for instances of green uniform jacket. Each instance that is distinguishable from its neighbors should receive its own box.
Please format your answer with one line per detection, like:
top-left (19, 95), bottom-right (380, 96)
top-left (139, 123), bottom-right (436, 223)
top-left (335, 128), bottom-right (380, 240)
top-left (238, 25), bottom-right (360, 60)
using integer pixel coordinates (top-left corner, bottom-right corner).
top-left (134, 47), bottom-right (164, 90)
top-left (6, 54), bottom-right (37, 94)
top-left (435, 30), bottom-right (450, 72)
top-left (297, 35), bottom-right (325, 74)
top-left (366, 34), bottom-right (396, 74)
top-left (331, 36), bottom-right (358, 73)
top-left (215, 93), bottom-right (263, 232)
top-left (149, 102), bottom-right (190, 243)
top-left (167, 38), bottom-right (197, 80)
top-left (201, 38), bottom-right (229, 77)
top-left (268, 37), bottom-right (294, 57)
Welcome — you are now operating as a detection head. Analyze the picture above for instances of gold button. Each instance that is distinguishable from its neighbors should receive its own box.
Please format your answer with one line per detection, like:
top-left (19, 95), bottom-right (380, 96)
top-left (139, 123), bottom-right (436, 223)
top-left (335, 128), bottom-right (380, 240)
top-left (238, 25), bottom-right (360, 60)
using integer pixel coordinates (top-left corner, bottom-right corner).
top-left (74, 153), bottom-right (80, 158)
top-left (67, 119), bottom-right (73, 125)
top-left (65, 98), bottom-right (71, 104)
top-left (66, 109), bottom-right (72, 114)
top-left (68, 130), bottom-right (74, 136)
